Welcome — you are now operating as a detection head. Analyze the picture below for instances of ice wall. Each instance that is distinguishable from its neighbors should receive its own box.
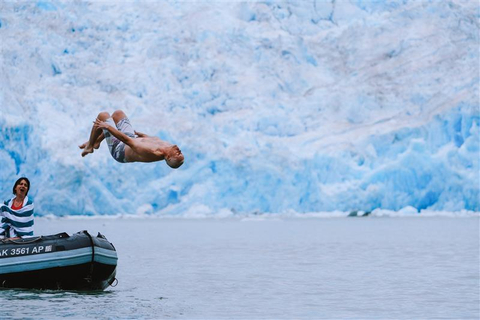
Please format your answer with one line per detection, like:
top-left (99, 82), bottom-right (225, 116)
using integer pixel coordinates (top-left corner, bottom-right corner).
top-left (0, 0), bottom-right (478, 216)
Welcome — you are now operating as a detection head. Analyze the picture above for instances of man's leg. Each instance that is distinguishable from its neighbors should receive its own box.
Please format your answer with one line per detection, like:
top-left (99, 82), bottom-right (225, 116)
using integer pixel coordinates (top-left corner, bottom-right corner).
top-left (80, 111), bottom-right (110, 157)
top-left (111, 110), bottom-right (128, 125)
top-left (111, 110), bottom-right (136, 138)
top-left (93, 132), bottom-right (105, 149)
top-left (79, 132), bottom-right (104, 150)
top-left (82, 111), bottom-right (127, 148)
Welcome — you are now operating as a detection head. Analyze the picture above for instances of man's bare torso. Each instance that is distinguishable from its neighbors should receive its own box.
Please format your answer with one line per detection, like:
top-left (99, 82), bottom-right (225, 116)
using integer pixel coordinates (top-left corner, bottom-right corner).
top-left (124, 136), bottom-right (173, 163)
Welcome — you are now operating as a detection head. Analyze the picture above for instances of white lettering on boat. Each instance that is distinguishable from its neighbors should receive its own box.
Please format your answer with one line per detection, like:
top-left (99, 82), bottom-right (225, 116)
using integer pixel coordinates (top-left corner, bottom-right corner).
top-left (31, 246), bottom-right (44, 254)
top-left (0, 245), bottom-right (56, 257)
top-left (10, 247), bottom-right (30, 255)
top-left (0, 245), bottom-right (53, 257)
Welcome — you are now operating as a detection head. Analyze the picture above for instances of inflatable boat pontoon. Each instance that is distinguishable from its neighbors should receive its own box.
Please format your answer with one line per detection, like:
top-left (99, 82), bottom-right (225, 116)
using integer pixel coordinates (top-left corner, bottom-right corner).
top-left (0, 230), bottom-right (117, 291)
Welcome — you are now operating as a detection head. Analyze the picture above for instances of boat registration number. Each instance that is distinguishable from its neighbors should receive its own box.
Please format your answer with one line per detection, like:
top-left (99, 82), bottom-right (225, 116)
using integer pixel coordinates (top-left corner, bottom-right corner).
top-left (0, 245), bottom-right (53, 257)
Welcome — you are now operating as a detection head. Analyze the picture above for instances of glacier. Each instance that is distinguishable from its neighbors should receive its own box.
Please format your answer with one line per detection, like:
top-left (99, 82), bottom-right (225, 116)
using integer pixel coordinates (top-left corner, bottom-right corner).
top-left (0, 0), bottom-right (478, 216)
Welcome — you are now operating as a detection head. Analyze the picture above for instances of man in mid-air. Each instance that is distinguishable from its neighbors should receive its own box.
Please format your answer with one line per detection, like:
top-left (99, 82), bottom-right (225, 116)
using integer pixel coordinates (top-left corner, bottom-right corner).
top-left (80, 110), bottom-right (184, 168)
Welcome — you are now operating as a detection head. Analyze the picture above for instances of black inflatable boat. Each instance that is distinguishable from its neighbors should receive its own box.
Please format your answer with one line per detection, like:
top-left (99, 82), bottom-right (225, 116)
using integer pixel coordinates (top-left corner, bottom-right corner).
top-left (0, 231), bottom-right (117, 291)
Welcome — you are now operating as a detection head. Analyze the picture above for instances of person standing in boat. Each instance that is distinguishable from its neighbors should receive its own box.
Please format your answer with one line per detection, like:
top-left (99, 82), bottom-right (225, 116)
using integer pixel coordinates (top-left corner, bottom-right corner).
top-left (79, 110), bottom-right (184, 168)
top-left (0, 177), bottom-right (34, 239)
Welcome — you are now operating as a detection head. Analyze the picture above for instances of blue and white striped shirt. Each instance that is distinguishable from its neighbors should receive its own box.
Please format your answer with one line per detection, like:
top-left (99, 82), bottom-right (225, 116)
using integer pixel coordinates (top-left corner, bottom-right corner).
top-left (0, 196), bottom-right (34, 238)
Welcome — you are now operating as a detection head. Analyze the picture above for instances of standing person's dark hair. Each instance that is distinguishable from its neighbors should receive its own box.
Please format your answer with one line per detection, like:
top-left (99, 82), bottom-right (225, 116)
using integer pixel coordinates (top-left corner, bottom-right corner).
top-left (13, 177), bottom-right (30, 196)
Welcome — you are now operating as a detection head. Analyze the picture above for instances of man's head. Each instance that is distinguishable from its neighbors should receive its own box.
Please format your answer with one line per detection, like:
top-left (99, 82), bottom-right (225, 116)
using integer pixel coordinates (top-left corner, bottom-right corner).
top-left (165, 145), bottom-right (184, 169)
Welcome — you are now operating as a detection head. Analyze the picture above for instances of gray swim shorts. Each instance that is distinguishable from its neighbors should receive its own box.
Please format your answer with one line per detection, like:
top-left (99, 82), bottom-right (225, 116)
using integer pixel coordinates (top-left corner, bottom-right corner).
top-left (102, 117), bottom-right (135, 163)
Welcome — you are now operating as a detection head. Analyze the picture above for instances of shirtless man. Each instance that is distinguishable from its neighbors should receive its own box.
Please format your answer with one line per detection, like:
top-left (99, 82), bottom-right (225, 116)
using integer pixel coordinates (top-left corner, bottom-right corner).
top-left (80, 110), bottom-right (184, 168)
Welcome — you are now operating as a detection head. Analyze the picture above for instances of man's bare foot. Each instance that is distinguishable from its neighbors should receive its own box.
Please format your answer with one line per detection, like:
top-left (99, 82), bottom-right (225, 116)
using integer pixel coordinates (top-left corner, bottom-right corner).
top-left (81, 147), bottom-right (94, 157)
top-left (80, 141), bottom-right (101, 150)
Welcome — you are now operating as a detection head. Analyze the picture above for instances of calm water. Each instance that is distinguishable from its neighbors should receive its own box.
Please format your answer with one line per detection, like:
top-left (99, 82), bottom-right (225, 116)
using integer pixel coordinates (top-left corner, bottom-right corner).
top-left (0, 216), bottom-right (478, 319)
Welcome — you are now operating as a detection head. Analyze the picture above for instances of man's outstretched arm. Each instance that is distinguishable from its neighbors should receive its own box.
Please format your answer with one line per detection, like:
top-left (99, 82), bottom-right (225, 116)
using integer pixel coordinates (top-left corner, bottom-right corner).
top-left (134, 130), bottom-right (149, 137)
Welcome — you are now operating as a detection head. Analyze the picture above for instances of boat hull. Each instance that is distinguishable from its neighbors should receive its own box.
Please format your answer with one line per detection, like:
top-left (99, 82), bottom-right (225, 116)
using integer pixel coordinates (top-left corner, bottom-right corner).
top-left (0, 231), bottom-right (117, 291)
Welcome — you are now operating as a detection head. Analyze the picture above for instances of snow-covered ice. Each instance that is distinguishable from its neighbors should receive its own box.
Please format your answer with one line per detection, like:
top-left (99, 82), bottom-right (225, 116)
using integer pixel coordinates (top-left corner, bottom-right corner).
top-left (0, 0), bottom-right (478, 215)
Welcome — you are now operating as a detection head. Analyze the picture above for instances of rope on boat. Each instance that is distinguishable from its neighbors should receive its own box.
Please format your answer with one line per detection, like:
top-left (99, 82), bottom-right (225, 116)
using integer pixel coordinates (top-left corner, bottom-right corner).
top-left (83, 230), bottom-right (95, 283)
top-left (8, 236), bottom-right (42, 244)
top-left (1, 236), bottom-right (42, 244)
